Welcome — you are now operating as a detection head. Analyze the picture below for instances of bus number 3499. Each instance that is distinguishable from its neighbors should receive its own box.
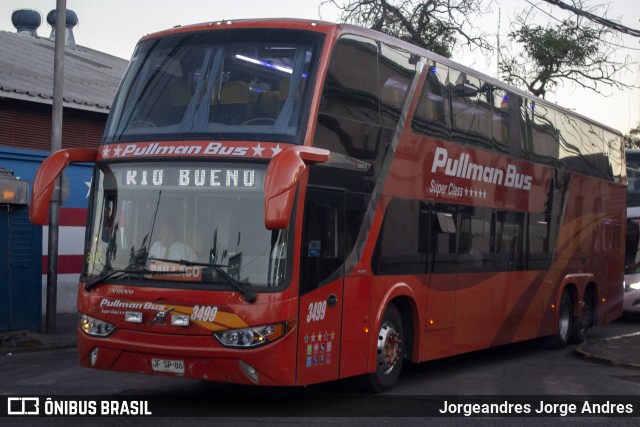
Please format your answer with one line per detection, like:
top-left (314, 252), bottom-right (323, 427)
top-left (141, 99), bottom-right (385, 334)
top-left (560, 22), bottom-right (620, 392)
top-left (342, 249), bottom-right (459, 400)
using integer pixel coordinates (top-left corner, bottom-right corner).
top-left (191, 305), bottom-right (218, 322)
top-left (306, 301), bottom-right (327, 323)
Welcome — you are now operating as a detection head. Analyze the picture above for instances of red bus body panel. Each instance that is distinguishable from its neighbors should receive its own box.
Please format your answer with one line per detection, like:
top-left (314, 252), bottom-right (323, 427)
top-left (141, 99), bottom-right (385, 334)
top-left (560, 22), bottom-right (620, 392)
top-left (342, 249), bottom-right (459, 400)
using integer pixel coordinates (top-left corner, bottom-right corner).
top-left (47, 18), bottom-right (624, 388)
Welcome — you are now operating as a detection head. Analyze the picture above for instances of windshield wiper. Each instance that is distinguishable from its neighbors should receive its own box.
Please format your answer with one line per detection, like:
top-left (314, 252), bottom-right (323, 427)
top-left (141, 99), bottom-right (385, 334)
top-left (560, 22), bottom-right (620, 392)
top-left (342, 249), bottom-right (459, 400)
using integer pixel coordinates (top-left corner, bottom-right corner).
top-left (84, 267), bottom-right (191, 291)
top-left (84, 269), bottom-right (143, 291)
top-left (149, 258), bottom-right (256, 303)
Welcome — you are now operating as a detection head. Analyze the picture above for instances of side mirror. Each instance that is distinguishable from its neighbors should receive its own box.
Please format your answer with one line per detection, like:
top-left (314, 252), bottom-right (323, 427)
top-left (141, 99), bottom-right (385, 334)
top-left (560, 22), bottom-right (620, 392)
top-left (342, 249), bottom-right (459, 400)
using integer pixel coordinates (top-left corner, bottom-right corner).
top-left (30, 148), bottom-right (98, 225)
top-left (264, 146), bottom-right (330, 230)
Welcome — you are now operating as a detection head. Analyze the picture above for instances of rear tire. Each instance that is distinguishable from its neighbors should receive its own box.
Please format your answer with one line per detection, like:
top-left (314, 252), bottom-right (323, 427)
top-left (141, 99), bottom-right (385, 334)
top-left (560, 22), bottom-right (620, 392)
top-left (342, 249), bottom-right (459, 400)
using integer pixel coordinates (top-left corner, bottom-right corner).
top-left (570, 291), bottom-right (594, 344)
top-left (357, 303), bottom-right (404, 393)
top-left (545, 291), bottom-right (573, 349)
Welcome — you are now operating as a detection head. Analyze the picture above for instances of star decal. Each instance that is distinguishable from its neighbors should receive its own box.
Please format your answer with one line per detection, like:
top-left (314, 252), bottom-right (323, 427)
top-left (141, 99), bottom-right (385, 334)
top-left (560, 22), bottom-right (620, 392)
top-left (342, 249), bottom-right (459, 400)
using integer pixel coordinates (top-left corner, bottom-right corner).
top-left (304, 334), bottom-right (309, 344)
top-left (101, 146), bottom-right (111, 158)
top-left (466, 188), bottom-right (489, 199)
top-left (252, 144), bottom-right (265, 157)
top-left (317, 332), bottom-right (323, 342)
top-left (112, 145), bottom-right (122, 157)
top-left (271, 144), bottom-right (283, 156)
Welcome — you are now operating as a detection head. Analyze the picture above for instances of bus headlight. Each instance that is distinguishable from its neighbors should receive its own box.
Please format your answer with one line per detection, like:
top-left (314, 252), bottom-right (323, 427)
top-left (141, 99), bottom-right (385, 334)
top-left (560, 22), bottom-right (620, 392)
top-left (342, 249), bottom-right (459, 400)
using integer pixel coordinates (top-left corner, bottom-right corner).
top-left (79, 314), bottom-right (116, 337)
top-left (214, 320), bottom-right (296, 348)
top-left (627, 282), bottom-right (640, 291)
top-left (624, 281), bottom-right (640, 291)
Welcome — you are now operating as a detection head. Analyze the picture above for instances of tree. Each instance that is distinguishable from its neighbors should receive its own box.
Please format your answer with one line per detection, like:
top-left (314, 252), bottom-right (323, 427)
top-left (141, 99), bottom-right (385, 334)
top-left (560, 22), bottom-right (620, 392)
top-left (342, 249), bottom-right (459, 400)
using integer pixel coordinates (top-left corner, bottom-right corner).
top-left (499, 0), bottom-right (635, 98)
top-left (626, 124), bottom-right (640, 149)
top-left (320, 0), bottom-right (492, 58)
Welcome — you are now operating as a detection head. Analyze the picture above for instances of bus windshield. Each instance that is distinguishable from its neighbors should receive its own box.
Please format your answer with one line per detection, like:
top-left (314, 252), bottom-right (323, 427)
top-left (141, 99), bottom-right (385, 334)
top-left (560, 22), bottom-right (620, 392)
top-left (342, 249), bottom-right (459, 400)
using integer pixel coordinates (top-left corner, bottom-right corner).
top-left (104, 28), bottom-right (323, 144)
top-left (83, 162), bottom-right (290, 288)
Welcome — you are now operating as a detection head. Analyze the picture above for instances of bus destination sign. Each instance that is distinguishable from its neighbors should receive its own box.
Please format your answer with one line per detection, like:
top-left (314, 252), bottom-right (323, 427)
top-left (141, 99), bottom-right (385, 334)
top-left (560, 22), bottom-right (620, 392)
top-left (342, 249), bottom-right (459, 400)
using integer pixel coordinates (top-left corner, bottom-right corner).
top-left (119, 167), bottom-right (259, 188)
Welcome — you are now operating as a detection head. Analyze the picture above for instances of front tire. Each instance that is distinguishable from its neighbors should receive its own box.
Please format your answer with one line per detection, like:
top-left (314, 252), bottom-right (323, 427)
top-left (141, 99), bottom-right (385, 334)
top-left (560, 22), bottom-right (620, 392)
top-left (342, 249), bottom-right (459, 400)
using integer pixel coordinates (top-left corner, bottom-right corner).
top-left (358, 303), bottom-right (404, 393)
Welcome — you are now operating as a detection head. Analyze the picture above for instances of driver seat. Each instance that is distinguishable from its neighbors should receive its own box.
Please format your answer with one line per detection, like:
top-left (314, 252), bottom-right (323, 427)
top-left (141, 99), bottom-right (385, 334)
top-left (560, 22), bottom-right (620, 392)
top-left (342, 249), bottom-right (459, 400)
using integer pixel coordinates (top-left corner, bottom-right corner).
top-left (213, 81), bottom-right (250, 125)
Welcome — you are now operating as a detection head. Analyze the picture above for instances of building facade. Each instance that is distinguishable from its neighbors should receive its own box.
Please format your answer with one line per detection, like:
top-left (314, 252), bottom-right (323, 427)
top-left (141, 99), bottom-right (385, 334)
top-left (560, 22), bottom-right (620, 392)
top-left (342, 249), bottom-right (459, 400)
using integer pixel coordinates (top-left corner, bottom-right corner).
top-left (0, 9), bottom-right (127, 330)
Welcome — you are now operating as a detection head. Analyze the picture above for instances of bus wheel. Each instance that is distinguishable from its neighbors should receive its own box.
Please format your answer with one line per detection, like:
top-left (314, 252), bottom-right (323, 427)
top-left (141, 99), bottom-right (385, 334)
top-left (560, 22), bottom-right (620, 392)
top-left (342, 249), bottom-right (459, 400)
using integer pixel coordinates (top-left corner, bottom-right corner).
top-left (570, 291), bottom-right (594, 344)
top-left (358, 303), bottom-right (404, 393)
top-left (545, 291), bottom-right (573, 349)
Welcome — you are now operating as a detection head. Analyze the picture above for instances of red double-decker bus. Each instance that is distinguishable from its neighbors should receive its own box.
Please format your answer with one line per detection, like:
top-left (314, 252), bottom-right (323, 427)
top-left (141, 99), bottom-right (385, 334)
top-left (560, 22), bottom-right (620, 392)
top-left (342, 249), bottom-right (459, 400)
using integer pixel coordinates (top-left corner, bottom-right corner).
top-left (30, 19), bottom-right (625, 392)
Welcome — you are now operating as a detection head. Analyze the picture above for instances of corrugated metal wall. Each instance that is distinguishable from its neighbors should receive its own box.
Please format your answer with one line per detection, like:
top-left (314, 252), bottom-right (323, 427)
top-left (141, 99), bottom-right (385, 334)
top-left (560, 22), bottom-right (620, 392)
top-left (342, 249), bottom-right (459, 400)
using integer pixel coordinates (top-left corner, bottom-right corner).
top-left (0, 98), bottom-right (105, 151)
top-left (0, 99), bottom-right (107, 330)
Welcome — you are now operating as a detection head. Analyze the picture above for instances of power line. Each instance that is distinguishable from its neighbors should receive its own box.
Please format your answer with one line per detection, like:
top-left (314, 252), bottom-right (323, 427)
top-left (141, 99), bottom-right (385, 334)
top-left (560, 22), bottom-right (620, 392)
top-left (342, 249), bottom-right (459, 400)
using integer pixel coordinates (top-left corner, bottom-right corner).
top-left (525, 0), bottom-right (640, 51)
top-left (541, 0), bottom-right (640, 37)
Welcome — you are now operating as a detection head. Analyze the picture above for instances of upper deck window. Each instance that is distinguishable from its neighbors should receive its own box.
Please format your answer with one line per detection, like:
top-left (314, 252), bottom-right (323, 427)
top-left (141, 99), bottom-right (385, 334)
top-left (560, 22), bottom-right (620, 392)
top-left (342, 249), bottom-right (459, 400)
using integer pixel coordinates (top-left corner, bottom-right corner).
top-left (104, 29), bottom-right (323, 144)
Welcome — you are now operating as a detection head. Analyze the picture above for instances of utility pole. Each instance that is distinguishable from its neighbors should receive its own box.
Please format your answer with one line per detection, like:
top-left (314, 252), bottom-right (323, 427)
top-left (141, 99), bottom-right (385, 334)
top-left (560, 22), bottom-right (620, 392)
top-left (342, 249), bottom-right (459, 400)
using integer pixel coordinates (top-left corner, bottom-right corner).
top-left (46, 0), bottom-right (67, 334)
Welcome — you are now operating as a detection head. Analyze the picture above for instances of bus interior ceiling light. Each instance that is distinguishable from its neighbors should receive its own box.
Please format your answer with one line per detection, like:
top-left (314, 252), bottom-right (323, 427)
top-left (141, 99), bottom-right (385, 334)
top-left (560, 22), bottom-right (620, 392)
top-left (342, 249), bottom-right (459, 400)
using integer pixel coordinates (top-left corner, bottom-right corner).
top-left (235, 54), bottom-right (293, 74)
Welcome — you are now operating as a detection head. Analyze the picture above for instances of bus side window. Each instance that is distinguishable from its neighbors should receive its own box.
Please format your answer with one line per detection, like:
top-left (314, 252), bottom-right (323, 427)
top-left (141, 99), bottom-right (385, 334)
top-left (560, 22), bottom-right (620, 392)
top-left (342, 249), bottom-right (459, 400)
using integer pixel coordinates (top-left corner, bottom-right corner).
top-left (495, 211), bottom-right (525, 271)
top-left (458, 207), bottom-right (494, 272)
top-left (412, 62), bottom-right (450, 140)
top-left (527, 101), bottom-right (559, 167)
top-left (491, 87), bottom-right (510, 154)
top-left (372, 199), bottom-right (428, 275)
top-left (429, 205), bottom-right (458, 274)
top-left (315, 35), bottom-right (384, 162)
top-left (300, 189), bottom-right (345, 295)
top-left (579, 121), bottom-right (608, 180)
top-left (528, 212), bottom-right (552, 270)
top-left (319, 35), bottom-right (380, 126)
top-left (450, 70), bottom-right (492, 150)
top-left (557, 111), bottom-right (585, 174)
top-left (379, 42), bottom-right (416, 129)
top-left (607, 131), bottom-right (623, 180)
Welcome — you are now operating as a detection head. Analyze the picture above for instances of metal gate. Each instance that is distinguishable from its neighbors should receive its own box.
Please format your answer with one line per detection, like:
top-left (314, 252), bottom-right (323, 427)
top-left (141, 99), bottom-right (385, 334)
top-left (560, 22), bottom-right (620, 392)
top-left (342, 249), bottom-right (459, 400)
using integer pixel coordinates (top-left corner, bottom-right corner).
top-left (0, 205), bottom-right (42, 331)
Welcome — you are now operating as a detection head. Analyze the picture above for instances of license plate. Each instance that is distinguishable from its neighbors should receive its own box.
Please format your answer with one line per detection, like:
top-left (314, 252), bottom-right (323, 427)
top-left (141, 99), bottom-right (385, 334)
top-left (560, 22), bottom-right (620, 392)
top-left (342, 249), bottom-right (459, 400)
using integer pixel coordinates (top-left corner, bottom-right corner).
top-left (151, 358), bottom-right (185, 374)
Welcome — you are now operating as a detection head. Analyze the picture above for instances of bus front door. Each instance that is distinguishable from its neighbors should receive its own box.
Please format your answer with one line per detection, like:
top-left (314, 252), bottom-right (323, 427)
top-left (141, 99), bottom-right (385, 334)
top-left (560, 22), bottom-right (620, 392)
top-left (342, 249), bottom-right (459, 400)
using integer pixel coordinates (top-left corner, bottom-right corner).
top-left (296, 188), bottom-right (345, 385)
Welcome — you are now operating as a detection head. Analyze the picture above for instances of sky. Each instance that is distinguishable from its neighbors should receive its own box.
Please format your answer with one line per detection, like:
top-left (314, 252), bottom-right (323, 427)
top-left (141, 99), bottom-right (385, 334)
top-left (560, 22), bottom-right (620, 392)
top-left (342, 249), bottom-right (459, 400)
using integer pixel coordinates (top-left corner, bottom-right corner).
top-left (0, 0), bottom-right (639, 134)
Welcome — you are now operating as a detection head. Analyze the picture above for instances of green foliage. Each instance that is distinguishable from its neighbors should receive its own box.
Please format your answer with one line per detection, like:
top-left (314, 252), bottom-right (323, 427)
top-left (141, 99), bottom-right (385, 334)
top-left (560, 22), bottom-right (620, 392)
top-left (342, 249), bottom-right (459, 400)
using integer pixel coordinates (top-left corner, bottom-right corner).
top-left (500, 0), bottom-right (631, 99)
top-left (625, 124), bottom-right (640, 149)
top-left (323, 0), bottom-right (490, 58)
top-left (515, 22), bottom-right (599, 68)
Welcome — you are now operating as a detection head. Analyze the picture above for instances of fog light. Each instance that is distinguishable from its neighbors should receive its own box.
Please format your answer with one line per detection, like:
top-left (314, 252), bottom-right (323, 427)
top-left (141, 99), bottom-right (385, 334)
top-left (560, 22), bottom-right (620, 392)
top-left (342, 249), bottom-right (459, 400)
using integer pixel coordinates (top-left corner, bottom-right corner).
top-left (239, 360), bottom-right (259, 384)
top-left (125, 311), bottom-right (143, 323)
top-left (171, 314), bottom-right (190, 327)
top-left (90, 348), bottom-right (99, 367)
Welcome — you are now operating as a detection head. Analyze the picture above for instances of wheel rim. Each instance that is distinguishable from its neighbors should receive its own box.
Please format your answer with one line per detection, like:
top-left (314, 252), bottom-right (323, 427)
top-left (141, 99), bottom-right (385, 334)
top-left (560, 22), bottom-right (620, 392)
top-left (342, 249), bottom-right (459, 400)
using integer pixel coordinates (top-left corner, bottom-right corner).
top-left (376, 320), bottom-right (402, 375)
top-left (559, 301), bottom-right (570, 339)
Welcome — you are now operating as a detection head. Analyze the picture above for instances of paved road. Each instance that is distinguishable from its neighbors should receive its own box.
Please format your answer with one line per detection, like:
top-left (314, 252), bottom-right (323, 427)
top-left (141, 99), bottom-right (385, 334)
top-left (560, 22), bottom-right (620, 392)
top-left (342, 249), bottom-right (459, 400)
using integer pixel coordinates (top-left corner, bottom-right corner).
top-left (1, 318), bottom-right (639, 424)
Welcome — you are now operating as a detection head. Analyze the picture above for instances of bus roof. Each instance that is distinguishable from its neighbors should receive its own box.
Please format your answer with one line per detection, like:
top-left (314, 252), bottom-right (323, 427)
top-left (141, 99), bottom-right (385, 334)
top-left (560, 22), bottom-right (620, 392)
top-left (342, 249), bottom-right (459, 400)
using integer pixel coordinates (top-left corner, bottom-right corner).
top-left (139, 18), bottom-right (622, 137)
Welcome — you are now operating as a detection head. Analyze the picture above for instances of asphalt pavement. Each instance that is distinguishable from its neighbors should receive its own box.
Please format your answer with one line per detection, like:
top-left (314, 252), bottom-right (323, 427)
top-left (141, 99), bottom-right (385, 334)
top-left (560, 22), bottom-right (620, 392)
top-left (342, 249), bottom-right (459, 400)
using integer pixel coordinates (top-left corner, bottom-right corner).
top-left (1, 312), bottom-right (640, 371)
top-left (0, 313), bottom-right (77, 354)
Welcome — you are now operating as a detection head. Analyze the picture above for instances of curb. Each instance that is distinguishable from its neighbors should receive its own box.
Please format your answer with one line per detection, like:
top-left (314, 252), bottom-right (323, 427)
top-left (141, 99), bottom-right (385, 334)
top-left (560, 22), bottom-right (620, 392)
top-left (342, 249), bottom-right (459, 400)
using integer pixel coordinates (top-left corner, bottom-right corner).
top-left (0, 331), bottom-right (76, 355)
top-left (573, 332), bottom-right (640, 370)
top-left (0, 342), bottom-right (76, 355)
